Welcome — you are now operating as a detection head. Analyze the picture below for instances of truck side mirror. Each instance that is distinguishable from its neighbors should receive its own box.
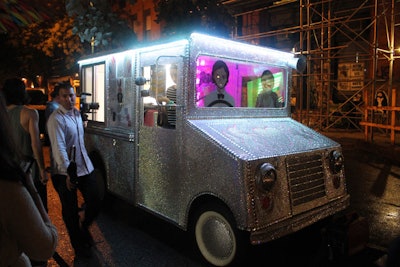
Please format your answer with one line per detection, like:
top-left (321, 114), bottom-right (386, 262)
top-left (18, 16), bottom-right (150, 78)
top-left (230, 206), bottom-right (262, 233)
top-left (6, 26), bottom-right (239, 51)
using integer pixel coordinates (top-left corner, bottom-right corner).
top-left (295, 55), bottom-right (307, 73)
top-left (288, 55), bottom-right (306, 73)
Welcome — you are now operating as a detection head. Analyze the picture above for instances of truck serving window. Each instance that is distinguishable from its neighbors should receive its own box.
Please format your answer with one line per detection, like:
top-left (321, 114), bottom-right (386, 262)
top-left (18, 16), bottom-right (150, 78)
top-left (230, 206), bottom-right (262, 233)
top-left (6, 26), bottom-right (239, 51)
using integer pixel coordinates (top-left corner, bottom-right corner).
top-left (81, 63), bottom-right (105, 122)
top-left (143, 63), bottom-right (178, 128)
top-left (196, 55), bottom-right (287, 108)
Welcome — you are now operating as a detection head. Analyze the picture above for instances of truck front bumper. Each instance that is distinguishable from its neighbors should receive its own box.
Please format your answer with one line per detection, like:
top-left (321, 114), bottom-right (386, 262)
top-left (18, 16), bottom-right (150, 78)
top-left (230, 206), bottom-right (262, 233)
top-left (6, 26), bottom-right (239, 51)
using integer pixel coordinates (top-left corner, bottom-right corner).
top-left (250, 194), bottom-right (350, 245)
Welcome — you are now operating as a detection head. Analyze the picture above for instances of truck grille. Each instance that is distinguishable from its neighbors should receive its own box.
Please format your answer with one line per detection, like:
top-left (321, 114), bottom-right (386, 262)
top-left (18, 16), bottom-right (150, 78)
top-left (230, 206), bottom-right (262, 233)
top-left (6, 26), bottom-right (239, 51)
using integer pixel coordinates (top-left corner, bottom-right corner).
top-left (287, 154), bottom-right (326, 206)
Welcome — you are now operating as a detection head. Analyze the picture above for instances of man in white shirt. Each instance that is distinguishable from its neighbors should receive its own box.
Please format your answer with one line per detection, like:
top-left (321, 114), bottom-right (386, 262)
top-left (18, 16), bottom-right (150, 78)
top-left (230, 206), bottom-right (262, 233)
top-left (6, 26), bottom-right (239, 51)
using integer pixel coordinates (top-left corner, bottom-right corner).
top-left (47, 83), bottom-right (101, 260)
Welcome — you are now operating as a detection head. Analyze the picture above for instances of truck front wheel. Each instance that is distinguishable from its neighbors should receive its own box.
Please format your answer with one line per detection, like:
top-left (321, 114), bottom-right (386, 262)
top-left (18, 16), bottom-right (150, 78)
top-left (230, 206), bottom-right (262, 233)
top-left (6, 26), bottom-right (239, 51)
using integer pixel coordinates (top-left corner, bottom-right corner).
top-left (193, 203), bottom-right (247, 266)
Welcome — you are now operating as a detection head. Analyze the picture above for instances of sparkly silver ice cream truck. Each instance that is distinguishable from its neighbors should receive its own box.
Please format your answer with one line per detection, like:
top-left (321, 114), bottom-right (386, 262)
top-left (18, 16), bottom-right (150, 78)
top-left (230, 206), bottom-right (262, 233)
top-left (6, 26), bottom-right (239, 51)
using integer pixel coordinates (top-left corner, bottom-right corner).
top-left (78, 33), bottom-right (349, 266)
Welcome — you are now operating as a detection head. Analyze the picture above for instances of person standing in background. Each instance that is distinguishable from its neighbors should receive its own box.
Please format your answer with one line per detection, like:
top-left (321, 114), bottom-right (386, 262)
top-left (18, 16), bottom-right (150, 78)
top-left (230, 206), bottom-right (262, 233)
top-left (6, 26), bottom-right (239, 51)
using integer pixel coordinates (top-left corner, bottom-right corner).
top-left (45, 85), bottom-right (61, 121)
top-left (45, 84), bottom-right (61, 214)
top-left (1, 78), bottom-right (49, 209)
top-left (0, 91), bottom-right (58, 267)
top-left (44, 84), bottom-right (60, 145)
top-left (47, 83), bottom-right (101, 261)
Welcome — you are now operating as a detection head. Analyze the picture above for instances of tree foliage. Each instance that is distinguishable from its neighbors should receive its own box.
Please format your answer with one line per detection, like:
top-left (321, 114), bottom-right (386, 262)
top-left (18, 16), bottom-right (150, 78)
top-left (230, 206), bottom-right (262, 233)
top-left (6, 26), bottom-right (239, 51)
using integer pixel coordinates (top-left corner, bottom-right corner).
top-left (4, 1), bottom-right (84, 81)
top-left (0, 34), bottom-right (29, 82)
top-left (155, 0), bottom-right (235, 38)
top-left (27, 16), bottom-right (84, 70)
top-left (66, 0), bottom-right (137, 52)
top-left (0, 0), bottom-right (137, 83)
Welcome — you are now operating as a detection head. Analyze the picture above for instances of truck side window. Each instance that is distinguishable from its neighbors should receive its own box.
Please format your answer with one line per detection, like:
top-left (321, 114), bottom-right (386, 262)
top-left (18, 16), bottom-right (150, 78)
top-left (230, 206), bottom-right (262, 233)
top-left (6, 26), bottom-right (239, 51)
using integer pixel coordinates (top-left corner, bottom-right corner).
top-left (143, 64), bottom-right (177, 128)
top-left (81, 63), bottom-right (105, 122)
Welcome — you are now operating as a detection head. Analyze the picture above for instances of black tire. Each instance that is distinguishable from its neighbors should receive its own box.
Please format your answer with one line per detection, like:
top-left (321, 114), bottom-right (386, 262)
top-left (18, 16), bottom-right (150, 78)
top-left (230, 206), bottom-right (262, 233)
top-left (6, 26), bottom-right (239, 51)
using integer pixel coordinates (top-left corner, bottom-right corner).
top-left (192, 203), bottom-right (248, 266)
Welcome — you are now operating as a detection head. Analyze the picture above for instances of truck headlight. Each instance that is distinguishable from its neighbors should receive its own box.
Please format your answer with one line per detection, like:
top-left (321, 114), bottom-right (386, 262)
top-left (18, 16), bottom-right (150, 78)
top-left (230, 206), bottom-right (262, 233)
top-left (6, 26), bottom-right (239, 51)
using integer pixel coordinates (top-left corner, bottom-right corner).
top-left (256, 163), bottom-right (277, 192)
top-left (329, 150), bottom-right (344, 174)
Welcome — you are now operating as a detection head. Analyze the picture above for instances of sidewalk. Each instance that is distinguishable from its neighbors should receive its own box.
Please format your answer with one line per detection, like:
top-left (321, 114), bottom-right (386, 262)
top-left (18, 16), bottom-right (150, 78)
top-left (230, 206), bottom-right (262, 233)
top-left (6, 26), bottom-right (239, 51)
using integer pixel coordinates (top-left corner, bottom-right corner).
top-left (322, 130), bottom-right (400, 165)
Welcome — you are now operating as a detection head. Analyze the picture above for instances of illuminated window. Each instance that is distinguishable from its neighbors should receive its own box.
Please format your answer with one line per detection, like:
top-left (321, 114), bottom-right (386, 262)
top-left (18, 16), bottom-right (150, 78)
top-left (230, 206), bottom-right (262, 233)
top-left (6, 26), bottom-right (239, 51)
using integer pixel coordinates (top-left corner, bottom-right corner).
top-left (195, 55), bottom-right (287, 108)
top-left (81, 63), bottom-right (105, 122)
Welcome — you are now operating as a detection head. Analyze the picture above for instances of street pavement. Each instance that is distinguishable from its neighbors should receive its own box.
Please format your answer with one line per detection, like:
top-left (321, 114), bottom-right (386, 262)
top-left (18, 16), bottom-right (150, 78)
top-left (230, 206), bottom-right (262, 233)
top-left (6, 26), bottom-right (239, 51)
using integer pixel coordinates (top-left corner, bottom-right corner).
top-left (43, 130), bottom-right (400, 267)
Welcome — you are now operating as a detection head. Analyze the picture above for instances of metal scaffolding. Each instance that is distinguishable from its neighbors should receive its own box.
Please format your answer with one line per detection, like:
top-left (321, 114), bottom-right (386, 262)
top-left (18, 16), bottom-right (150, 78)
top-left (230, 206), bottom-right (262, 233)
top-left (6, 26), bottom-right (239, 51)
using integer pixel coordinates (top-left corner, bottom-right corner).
top-left (223, 0), bottom-right (399, 133)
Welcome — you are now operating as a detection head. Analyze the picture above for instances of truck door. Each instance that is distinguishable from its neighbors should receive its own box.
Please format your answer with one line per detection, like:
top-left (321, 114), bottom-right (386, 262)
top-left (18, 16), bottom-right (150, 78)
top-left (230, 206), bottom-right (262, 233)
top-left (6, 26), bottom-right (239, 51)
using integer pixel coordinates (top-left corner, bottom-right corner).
top-left (137, 57), bottom-right (184, 220)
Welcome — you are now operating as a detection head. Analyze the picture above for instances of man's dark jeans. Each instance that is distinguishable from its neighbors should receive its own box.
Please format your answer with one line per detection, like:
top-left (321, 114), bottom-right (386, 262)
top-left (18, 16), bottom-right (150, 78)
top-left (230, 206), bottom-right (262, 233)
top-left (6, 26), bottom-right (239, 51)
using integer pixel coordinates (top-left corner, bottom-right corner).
top-left (52, 171), bottom-right (101, 253)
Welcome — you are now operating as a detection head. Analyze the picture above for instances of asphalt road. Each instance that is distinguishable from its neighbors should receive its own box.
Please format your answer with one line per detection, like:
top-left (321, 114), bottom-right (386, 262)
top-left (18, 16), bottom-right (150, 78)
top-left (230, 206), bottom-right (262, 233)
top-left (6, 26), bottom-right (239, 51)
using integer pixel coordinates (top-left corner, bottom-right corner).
top-left (44, 131), bottom-right (400, 267)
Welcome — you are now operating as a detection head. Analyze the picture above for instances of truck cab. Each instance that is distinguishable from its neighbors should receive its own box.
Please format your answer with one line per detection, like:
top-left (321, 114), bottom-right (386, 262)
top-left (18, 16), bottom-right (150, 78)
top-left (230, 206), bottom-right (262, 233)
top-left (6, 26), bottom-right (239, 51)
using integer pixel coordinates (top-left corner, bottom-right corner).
top-left (79, 33), bottom-right (349, 266)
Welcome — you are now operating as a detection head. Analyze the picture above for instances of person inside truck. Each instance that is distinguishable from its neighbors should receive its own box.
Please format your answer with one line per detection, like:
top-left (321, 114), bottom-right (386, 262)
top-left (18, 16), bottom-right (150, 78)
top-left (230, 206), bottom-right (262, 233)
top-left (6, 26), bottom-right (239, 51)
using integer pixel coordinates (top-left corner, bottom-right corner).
top-left (255, 70), bottom-right (283, 108)
top-left (157, 64), bottom-right (178, 128)
top-left (204, 60), bottom-right (235, 107)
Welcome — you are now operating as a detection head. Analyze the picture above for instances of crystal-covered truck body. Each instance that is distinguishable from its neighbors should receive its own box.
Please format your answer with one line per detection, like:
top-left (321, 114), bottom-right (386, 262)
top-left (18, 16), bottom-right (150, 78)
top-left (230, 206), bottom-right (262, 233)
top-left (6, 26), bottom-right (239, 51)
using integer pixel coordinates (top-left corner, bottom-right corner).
top-left (78, 33), bottom-right (349, 266)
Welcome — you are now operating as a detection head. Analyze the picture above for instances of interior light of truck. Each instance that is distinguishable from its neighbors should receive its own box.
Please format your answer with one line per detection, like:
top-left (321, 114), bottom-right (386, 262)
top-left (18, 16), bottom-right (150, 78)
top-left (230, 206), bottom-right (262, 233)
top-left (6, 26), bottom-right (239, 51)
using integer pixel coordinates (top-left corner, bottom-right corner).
top-left (256, 163), bottom-right (277, 191)
top-left (329, 150), bottom-right (344, 174)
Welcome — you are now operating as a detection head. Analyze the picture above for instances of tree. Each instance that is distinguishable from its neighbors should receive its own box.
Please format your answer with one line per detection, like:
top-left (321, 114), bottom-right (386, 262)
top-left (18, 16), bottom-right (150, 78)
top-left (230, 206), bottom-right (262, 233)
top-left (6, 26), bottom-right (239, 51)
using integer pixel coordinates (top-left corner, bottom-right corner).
top-left (18, 15), bottom-right (85, 75)
top-left (0, 0), bottom-right (137, 83)
top-left (155, 0), bottom-right (235, 38)
top-left (4, 0), bottom-right (84, 82)
top-left (66, 0), bottom-right (137, 53)
top-left (0, 34), bottom-right (27, 82)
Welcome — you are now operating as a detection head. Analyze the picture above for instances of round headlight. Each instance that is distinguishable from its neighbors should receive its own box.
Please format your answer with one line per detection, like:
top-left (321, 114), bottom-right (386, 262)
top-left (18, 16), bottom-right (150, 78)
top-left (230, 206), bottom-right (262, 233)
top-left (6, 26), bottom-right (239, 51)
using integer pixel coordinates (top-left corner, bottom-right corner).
top-left (256, 163), bottom-right (277, 191)
top-left (329, 150), bottom-right (344, 174)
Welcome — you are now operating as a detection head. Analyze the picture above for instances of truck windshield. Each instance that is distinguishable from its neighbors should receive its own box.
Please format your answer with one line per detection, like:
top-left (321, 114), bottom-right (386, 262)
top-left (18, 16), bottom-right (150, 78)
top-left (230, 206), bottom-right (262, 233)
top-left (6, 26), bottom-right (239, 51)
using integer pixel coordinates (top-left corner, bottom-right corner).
top-left (196, 55), bottom-right (287, 108)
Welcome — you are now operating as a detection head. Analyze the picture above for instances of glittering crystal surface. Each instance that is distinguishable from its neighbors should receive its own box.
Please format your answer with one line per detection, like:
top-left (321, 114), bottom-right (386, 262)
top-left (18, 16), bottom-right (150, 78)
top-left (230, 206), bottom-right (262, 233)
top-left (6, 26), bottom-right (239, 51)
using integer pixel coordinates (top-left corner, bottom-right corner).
top-left (81, 33), bottom-right (349, 246)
